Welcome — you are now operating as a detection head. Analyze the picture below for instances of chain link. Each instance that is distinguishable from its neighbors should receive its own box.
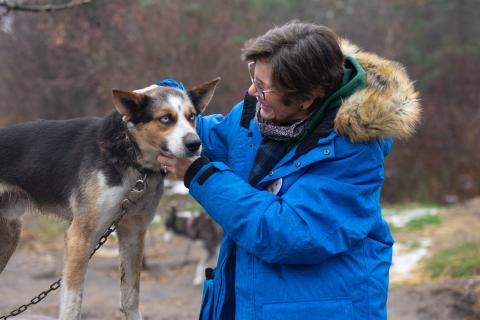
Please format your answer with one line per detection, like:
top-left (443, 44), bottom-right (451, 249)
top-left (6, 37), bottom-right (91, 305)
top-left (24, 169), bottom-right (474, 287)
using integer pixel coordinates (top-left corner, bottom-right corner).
top-left (0, 278), bottom-right (61, 320)
top-left (0, 173), bottom-right (148, 319)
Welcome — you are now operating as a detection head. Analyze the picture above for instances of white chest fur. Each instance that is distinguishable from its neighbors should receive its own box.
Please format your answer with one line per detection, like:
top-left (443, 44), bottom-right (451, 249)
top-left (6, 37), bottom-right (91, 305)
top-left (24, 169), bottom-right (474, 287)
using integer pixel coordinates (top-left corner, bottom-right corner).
top-left (95, 169), bottom-right (139, 234)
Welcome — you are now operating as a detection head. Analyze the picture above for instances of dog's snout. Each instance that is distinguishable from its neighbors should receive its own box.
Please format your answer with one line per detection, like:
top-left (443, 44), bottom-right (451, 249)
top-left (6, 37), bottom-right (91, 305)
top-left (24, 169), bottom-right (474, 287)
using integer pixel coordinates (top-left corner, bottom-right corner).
top-left (185, 140), bottom-right (201, 152)
top-left (183, 134), bottom-right (201, 153)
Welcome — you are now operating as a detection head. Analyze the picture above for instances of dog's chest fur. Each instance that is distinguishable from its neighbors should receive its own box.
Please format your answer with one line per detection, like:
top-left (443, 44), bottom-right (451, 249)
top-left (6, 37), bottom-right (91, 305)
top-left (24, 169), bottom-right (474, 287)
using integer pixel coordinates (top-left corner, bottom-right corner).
top-left (71, 169), bottom-right (164, 237)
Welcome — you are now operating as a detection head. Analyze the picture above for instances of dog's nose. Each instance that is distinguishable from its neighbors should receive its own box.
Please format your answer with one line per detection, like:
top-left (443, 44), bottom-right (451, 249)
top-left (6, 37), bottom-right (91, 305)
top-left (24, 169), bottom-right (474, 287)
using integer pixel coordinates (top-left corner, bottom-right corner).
top-left (186, 140), bottom-right (201, 152)
top-left (183, 134), bottom-right (201, 153)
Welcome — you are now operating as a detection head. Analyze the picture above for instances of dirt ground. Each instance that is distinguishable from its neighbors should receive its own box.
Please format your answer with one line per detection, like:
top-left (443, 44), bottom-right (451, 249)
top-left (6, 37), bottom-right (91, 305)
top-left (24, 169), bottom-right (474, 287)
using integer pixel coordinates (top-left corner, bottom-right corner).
top-left (3, 238), bottom-right (480, 320)
top-left (2, 199), bottom-right (480, 319)
top-left (388, 277), bottom-right (480, 320)
top-left (0, 235), bottom-right (204, 320)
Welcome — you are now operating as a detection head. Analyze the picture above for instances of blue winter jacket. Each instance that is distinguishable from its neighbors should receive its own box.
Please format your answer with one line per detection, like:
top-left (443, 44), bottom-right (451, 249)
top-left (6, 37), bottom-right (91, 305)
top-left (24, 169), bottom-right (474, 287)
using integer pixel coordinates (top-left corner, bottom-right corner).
top-left (186, 40), bottom-right (420, 320)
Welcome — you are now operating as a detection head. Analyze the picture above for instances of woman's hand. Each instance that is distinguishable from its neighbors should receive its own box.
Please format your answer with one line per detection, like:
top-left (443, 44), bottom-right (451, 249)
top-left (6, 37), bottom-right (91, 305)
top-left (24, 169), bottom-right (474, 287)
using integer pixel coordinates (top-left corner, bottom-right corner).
top-left (157, 154), bottom-right (200, 180)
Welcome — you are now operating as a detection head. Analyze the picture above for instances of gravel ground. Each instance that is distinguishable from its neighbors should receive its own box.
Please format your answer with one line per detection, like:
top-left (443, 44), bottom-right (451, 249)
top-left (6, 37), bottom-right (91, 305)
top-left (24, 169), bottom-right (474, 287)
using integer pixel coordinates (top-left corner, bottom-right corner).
top-left (0, 236), bottom-right (203, 320)
top-left (2, 199), bottom-right (480, 320)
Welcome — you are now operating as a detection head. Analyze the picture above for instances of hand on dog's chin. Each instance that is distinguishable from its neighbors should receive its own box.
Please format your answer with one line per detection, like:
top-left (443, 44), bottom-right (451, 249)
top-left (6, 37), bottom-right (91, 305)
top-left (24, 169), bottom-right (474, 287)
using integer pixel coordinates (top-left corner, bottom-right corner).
top-left (157, 154), bottom-right (199, 181)
top-left (158, 147), bottom-right (201, 159)
top-left (158, 149), bottom-right (174, 158)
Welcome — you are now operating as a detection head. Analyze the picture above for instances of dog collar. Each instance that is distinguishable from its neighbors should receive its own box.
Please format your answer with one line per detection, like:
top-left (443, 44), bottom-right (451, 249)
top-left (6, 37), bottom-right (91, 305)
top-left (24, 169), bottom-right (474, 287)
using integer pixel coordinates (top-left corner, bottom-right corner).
top-left (124, 133), bottom-right (166, 177)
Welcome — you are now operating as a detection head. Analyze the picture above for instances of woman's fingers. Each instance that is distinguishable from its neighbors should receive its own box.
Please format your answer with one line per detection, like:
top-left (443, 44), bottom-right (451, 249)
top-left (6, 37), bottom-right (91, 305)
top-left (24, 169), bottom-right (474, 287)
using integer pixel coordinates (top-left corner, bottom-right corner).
top-left (157, 154), bottom-right (200, 180)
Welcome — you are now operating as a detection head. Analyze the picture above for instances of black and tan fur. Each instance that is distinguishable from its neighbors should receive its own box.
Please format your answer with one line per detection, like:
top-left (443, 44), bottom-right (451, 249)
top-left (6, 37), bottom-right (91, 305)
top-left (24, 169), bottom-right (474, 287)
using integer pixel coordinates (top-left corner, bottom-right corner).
top-left (0, 78), bottom-right (220, 320)
top-left (164, 206), bottom-right (222, 286)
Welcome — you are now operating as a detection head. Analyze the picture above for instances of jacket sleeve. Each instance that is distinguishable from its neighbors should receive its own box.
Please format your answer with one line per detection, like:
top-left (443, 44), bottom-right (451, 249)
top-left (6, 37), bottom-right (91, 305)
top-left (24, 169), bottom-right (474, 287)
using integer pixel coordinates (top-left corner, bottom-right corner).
top-left (188, 141), bottom-right (387, 264)
top-left (196, 101), bottom-right (244, 163)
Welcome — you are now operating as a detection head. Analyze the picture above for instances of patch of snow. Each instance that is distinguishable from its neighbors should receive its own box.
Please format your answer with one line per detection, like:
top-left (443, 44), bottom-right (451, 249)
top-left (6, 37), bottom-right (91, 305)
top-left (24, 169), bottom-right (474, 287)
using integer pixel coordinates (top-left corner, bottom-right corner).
top-left (1, 15), bottom-right (14, 34)
top-left (152, 214), bottom-right (163, 224)
top-left (164, 179), bottom-right (189, 196)
top-left (384, 207), bottom-right (440, 228)
top-left (391, 238), bottom-right (432, 277)
top-left (176, 210), bottom-right (200, 218)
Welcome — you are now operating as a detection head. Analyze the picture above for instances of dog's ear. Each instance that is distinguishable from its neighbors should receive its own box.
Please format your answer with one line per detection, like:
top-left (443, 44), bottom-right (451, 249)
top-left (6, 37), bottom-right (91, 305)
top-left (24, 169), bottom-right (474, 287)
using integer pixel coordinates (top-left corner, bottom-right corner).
top-left (187, 77), bottom-right (221, 114)
top-left (112, 89), bottom-right (147, 120)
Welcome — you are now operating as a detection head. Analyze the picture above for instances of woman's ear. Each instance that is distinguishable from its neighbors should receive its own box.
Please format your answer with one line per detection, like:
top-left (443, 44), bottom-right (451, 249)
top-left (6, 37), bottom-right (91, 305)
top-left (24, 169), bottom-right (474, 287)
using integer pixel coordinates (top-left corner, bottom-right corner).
top-left (301, 96), bottom-right (316, 111)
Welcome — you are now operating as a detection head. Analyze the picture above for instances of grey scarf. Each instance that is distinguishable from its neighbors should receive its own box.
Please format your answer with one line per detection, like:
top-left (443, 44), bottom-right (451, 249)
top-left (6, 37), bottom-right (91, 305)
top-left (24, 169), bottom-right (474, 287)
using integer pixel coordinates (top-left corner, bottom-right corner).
top-left (255, 103), bottom-right (314, 141)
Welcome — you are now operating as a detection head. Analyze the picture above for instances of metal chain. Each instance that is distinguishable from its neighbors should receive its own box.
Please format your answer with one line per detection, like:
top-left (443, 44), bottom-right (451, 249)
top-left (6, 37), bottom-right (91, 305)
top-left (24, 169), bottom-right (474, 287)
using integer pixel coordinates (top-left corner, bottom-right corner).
top-left (0, 173), bottom-right (148, 319)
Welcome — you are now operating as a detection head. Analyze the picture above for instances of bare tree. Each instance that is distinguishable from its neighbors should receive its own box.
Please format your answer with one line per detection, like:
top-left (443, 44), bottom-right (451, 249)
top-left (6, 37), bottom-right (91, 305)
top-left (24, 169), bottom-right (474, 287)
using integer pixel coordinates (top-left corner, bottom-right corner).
top-left (1, 0), bottom-right (478, 202)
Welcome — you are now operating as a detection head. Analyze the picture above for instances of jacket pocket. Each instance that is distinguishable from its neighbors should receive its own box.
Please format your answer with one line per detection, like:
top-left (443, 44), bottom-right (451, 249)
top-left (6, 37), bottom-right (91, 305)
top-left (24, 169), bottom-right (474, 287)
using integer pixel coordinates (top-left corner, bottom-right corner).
top-left (199, 279), bottom-right (214, 320)
top-left (262, 299), bottom-right (352, 320)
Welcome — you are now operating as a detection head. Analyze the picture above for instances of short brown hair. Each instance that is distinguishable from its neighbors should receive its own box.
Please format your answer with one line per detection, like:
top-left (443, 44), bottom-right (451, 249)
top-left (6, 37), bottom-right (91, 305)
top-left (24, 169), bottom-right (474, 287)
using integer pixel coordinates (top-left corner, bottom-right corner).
top-left (242, 21), bottom-right (344, 105)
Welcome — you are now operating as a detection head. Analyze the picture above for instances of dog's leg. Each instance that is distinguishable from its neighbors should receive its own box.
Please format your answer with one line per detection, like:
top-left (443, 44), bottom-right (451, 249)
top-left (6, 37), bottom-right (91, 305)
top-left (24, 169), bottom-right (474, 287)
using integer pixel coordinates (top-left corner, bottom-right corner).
top-left (0, 218), bottom-right (22, 274)
top-left (60, 218), bottom-right (95, 320)
top-left (193, 249), bottom-right (208, 286)
top-left (117, 215), bottom-right (148, 320)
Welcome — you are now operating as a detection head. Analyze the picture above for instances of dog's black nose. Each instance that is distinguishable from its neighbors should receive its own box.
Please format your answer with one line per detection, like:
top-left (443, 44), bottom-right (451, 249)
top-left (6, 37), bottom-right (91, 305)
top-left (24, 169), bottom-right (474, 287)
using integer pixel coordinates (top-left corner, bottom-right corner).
top-left (184, 134), bottom-right (201, 153)
top-left (186, 140), bottom-right (201, 152)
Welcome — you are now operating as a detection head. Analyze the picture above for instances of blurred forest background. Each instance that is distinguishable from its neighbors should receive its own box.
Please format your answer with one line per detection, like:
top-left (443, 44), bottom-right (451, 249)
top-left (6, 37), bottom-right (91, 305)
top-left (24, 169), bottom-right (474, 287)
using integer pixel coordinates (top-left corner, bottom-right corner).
top-left (0, 0), bottom-right (479, 204)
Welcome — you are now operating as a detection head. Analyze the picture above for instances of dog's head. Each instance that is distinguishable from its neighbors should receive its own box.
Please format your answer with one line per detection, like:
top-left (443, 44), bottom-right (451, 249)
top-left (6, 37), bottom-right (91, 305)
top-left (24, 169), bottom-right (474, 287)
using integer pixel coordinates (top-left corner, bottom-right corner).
top-left (112, 78), bottom-right (220, 169)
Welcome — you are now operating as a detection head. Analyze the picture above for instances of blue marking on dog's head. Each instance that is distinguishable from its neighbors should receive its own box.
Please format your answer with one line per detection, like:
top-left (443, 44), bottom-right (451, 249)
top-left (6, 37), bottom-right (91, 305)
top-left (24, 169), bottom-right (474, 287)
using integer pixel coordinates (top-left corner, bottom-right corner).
top-left (156, 79), bottom-right (186, 92)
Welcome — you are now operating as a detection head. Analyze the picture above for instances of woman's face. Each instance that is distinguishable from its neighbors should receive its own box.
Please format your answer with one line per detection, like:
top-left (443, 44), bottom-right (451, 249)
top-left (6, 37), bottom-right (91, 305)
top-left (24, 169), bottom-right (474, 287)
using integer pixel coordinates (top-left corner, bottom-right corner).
top-left (247, 59), bottom-right (313, 124)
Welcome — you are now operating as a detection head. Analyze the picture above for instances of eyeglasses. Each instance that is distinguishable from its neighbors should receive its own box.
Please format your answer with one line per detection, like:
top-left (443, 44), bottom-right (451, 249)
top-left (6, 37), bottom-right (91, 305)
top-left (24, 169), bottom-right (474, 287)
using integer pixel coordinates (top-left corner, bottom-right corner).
top-left (248, 61), bottom-right (277, 102)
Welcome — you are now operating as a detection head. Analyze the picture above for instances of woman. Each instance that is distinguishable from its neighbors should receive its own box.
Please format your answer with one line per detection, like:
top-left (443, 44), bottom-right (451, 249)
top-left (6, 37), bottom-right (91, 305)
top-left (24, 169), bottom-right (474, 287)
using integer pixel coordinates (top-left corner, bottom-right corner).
top-left (158, 21), bottom-right (420, 320)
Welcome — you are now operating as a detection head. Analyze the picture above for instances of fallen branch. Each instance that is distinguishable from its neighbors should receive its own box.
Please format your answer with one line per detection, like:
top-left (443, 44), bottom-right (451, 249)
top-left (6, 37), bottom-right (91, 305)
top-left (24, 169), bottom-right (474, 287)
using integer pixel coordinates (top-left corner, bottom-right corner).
top-left (0, 0), bottom-right (92, 13)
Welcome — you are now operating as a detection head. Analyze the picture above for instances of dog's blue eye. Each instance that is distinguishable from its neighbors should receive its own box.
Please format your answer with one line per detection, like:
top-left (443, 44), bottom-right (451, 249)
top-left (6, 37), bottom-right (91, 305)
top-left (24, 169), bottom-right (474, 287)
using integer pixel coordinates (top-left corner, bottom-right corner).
top-left (159, 115), bottom-right (172, 124)
top-left (188, 112), bottom-right (196, 122)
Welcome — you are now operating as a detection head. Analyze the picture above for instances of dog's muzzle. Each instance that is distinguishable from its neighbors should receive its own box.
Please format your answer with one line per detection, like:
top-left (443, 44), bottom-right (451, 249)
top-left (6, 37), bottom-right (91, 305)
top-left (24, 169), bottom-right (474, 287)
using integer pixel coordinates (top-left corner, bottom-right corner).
top-left (183, 133), bottom-right (201, 154)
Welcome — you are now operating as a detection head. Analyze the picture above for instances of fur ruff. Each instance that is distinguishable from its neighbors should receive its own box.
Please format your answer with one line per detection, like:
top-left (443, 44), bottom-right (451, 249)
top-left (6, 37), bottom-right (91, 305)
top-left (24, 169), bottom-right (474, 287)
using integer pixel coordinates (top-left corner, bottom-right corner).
top-left (335, 38), bottom-right (421, 142)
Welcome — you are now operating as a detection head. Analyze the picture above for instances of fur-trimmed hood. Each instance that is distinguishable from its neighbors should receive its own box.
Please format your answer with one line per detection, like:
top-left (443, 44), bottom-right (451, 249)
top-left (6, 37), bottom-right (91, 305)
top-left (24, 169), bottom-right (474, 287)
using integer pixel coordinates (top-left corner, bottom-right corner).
top-left (334, 39), bottom-right (421, 142)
